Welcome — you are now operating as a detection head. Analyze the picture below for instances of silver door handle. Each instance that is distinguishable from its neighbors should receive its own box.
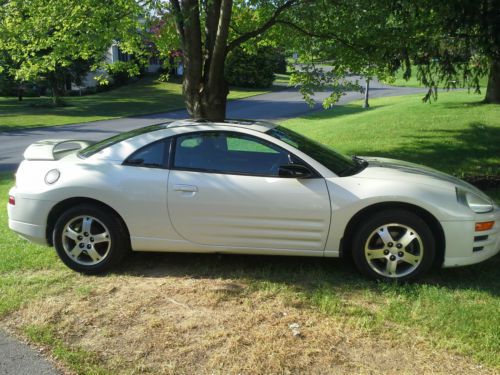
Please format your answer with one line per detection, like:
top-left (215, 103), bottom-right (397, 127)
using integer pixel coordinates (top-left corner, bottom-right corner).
top-left (174, 184), bottom-right (198, 192)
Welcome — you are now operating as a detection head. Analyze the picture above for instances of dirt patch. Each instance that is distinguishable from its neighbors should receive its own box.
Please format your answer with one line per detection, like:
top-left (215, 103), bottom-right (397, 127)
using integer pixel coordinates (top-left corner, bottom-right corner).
top-left (3, 273), bottom-right (495, 375)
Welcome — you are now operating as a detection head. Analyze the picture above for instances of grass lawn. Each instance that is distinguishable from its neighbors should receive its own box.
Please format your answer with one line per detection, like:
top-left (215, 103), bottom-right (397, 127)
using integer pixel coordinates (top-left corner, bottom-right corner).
top-left (1, 91), bottom-right (499, 374)
top-left (0, 75), bottom-right (270, 132)
top-left (385, 66), bottom-right (489, 88)
top-left (284, 91), bottom-right (500, 179)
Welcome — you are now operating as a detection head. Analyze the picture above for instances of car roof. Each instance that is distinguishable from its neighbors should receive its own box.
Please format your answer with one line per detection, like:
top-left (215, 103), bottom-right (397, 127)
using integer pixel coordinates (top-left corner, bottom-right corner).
top-left (80, 119), bottom-right (279, 161)
top-left (162, 118), bottom-right (279, 133)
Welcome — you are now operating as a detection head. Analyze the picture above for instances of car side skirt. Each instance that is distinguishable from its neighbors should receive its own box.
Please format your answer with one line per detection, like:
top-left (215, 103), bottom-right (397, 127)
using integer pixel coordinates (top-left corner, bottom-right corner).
top-left (130, 237), bottom-right (325, 257)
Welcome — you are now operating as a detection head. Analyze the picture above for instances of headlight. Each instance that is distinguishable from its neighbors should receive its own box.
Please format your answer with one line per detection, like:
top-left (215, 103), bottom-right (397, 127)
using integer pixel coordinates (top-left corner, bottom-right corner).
top-left (45, 169), bottom-right (60, 185)
top-left (456, 187), bottom-right (493, 213)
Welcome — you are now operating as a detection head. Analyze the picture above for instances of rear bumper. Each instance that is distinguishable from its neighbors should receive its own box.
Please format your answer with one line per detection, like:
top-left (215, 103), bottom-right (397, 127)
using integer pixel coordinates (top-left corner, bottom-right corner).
top-left (8, 219), bottom-right (48, 246)
top-left (7, 187), bottom-right (53, 246)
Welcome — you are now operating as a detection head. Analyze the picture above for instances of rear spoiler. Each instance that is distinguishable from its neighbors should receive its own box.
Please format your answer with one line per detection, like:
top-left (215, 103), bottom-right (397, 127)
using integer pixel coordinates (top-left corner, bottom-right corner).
top-left (23, 139), bottom-right (94, 161)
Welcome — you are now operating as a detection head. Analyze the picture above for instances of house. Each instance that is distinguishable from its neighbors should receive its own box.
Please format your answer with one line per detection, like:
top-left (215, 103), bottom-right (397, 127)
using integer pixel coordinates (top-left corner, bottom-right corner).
top-left (71, 44), bottom-right (162, 91)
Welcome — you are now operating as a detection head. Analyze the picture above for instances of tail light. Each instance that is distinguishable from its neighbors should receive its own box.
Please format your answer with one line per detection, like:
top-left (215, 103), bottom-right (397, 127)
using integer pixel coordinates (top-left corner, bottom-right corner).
top-left (8, 195), bottom-right (15, 205)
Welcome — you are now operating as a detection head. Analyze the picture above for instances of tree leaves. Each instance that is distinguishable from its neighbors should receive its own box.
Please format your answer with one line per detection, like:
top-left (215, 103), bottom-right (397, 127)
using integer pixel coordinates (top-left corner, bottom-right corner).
top-left (0, 0), bottom-right (144, 83)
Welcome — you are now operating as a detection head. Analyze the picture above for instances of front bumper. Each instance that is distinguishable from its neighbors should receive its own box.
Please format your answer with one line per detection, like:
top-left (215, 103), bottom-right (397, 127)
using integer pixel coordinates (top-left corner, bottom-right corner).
top-left (442, 206), bottom-right (500, 267)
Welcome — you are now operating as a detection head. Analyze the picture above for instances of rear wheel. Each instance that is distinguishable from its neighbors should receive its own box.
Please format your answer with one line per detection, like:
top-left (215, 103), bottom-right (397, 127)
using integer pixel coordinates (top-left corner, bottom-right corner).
top-left (53, 204), bottom-right (129, 274)
top-left (352, 210), bottom-right (435, 281)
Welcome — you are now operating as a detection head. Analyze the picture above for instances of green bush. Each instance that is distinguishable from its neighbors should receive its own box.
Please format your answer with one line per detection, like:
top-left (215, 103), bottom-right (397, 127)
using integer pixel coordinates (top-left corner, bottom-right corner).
top-left (272, 49), bottom-right (287, 74)
top-left (0, 75), bottom-right (41, 97)
top-left (106, 61), bottom-right (141, 87)
top-left (225, 47), bottom-right (285, 88)
top-left (0, 74), bottom-right (16, 96)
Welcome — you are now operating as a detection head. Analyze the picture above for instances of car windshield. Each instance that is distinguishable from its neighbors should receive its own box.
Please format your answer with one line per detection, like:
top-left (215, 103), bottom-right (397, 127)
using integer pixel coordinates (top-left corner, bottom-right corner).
top-left (267, 126), bottom-right (366, 176)
top-left (79, 124), bottom-right (166, 158)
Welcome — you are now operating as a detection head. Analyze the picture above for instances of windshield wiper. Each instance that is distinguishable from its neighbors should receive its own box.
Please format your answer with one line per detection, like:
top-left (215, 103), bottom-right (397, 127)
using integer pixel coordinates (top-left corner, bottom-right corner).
top-left (339, 156), bottom-right (369, 176)
top-left (352, 155), bottom-right (369, 167)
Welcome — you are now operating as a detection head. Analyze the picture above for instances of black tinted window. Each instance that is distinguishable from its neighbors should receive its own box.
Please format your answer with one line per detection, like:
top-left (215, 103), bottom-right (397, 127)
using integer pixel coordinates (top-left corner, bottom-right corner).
top-left (267, 126), bottom-right (358, 176)
top-left (173, 132), bottom-right (291, 176)
top-left (124, 139), bottom-right (169, 168)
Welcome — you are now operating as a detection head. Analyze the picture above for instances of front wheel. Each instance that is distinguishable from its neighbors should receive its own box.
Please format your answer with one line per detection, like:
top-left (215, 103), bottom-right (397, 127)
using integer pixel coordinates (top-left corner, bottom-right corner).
top-left (352, 210), bottom-right (435, 281)
top-left (53, 204), bottom-right (129, 274)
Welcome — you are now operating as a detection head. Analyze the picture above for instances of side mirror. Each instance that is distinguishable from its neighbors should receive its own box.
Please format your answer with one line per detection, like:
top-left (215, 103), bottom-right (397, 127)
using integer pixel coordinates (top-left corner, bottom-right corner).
top-left (278, 164), bottom-right (313, 179)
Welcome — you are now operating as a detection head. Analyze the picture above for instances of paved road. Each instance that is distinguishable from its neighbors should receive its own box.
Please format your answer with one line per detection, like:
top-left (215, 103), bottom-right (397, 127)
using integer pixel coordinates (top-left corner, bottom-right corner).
top-left (0, 330), bottom-right (60, 375)
top-left (0, 78), bottom-right (424, 172)
top-left (0, 79), bottom-right (425, 375)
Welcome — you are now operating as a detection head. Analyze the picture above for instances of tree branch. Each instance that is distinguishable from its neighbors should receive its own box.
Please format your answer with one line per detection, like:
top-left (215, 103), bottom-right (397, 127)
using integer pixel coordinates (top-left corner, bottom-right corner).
top-left (229, 23), bottom-right (243, 36)
top-left (171, 0), bottom-right (185, 46)
top-left (226, 0), bottom-right (299, 52)
top-left (275, 19), bottom-right (356, 49)
top-left (208, 0), bottom-right (232, 78)
top-left (204, 0), bottom-right (222, 53)
top-left (178, 0), bottom-right (203, 115)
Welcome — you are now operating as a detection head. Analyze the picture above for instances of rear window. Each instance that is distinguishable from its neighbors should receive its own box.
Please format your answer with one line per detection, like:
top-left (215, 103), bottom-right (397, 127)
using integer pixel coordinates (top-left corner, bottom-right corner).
top-left (79, 124), bottom-right (166, 158)
top-left (123, 138), bottom-right (170, 168)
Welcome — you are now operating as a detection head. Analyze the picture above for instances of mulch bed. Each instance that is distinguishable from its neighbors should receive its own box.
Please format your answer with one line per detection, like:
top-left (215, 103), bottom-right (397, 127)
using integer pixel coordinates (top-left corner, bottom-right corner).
top-left (463, 175), bottom-right (500, 190)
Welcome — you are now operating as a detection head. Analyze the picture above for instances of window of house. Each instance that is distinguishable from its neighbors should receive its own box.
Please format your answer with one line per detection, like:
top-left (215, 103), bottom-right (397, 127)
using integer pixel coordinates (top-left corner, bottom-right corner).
top-left (118, 49), bottom-right (130, 62)
top-left (149, 56), bottom-right (160, 65)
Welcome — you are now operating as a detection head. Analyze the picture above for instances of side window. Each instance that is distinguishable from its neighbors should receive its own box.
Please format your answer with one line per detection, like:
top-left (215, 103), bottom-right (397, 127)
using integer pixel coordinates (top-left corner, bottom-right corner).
top-left (226, 137), bottom-right (279, 153)
top-left (124, 139), bottom-right (169, 168)
top-left (173, 131), bottom-right (291, 176)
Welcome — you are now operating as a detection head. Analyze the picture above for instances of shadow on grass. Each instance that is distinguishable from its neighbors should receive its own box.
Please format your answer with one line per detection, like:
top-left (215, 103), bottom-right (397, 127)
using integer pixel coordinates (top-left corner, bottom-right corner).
top-left (441, 99), bottom-right (488, 109)
top-left (0, 76), bottom-right (185, 130)
top-left (354, 121), bottom-right (500, 177)
top-left (0, 172), bottom-right (14, 182)
top-left (117, 250), bottom-right (500, 297)
top-left (302, 103), bottom-right (384, 120)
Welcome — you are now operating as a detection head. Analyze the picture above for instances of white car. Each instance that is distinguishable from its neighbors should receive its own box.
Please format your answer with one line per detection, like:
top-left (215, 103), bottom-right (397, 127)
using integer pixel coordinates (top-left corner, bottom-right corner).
top-left (7, 119), bottom-right (500, 281)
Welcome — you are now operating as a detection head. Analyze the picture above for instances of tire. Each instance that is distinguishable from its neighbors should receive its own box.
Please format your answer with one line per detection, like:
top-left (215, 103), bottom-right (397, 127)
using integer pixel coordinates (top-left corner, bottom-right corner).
top-left (53, 204), bottom-right (129, 274)
top-left (352, 209), bottom-right (435, 281)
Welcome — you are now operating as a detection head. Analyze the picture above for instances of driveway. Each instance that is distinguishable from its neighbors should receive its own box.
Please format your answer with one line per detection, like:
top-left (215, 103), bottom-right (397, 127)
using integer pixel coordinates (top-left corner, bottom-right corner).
top-left (0, 78), bottom-right (424, 172)
top-left (0, 79), bottom-right (425, 375)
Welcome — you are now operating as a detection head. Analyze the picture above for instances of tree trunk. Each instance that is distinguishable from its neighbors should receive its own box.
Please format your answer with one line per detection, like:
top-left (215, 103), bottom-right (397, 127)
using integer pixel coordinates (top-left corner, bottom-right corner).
top-left (17, 85), bottom-right (23, 101)
top-left (177, 0), bottom-right (203, 118)
top-left (485, 59), bottom-right (500, 104)
top-left (200, 80), bottom-right (228, 121)
top-left (176, 0), bottom-right (231, 121)
top-left (50, 85), bottom-right (64, 106)
top-left (47, 70), bottom-right (66, 106)
top-left (171, 0), bottom-right (294, 120)
top-left (183, 76), bottom-right (228, 121)
top-left (199, 0), bottom-right (231, 121)
top-left (363, 78), bottom-right (370, 108)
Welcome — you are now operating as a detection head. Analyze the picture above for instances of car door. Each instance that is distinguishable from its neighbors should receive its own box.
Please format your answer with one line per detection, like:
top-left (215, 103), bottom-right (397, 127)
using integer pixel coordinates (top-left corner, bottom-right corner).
top-left (167, 130), bottom-right (331, 251)
top-left (117, 138), bottom-right (175, 241)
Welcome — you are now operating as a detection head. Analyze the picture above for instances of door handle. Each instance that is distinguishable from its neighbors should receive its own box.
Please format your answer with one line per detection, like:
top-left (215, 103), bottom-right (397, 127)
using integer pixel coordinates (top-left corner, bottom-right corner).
top-left (173, 184), bottom-right (198, 193)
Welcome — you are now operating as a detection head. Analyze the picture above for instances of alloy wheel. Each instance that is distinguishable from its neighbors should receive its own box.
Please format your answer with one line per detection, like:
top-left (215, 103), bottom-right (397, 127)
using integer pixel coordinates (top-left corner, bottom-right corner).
top-left (364, 223), bottom-right (424, 278)
top-left (62, 215), bottom-right (112, 266)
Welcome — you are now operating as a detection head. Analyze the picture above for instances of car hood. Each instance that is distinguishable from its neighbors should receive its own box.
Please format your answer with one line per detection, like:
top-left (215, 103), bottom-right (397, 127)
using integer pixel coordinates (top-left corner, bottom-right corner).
top-left (356, 156), bottom-right (491, 199)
